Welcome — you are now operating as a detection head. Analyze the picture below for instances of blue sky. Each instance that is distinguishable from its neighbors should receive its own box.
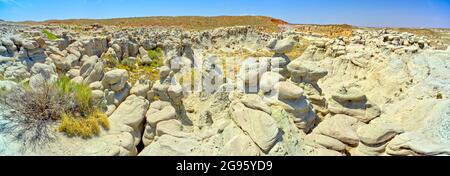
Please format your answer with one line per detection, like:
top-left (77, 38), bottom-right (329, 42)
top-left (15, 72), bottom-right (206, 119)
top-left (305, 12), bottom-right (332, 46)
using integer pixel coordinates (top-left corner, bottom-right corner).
top-left (1, 0), bottom-right (449, 28)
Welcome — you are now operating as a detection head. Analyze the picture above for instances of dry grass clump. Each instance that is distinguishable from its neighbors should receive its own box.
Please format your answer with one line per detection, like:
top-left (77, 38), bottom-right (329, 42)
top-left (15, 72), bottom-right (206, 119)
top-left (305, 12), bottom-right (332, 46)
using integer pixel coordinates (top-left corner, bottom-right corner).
top-left (58, 110), bottom-right (109, 138)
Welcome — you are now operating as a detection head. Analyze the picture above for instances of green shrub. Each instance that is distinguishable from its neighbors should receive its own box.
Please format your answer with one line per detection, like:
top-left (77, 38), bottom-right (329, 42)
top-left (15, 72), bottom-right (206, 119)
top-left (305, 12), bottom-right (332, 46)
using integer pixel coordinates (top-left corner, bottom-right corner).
top-left (148, 48), bottom-right (164, 68)
top-left (42, 29), bottom-right (59, 41)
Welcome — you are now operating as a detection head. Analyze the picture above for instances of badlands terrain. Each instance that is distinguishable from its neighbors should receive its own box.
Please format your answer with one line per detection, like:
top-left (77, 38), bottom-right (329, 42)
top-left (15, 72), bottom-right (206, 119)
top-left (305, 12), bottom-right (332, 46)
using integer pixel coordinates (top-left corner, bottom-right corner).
top-left (0, 16), bottom-right (449, 156)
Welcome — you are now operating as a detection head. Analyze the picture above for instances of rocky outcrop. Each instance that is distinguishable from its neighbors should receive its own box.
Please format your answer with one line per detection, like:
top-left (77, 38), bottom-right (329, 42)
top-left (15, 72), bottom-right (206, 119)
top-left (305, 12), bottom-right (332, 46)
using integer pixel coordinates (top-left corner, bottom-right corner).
top-left (328, 87), bottom-right (381, 123)
top-left (313, 114), bottom-right (365, 147)
top-left (231, 102), bottom-right (280, 153)
top-left (109, 95), bottom-right (149, 147)
top-left (262, 80), bottom-right (317, 132)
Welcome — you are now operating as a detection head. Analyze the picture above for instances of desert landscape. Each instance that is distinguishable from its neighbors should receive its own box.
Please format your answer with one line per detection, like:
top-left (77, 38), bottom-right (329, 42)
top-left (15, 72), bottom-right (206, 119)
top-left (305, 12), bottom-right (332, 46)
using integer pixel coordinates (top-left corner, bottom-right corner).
top-left (0, 15), bottom-right (449, 156)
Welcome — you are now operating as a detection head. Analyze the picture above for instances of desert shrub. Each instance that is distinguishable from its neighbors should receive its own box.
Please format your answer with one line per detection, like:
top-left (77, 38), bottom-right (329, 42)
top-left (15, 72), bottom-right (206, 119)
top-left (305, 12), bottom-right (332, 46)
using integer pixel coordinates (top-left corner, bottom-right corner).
top-left (0, 75), bottom-right (109, 148)
top-left (145, 47), bottom-right (164, 80)
top-left (42, 29), bottom-right (59, 41)
top-left (0, 81), bottom-right (69, 149)
top-left (147, 47), bottom-right (164, 64)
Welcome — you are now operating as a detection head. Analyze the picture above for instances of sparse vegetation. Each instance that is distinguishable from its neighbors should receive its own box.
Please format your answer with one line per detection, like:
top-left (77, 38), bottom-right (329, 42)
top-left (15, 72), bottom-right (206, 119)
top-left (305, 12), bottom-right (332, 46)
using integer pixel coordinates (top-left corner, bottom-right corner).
top-left (293, 24), bottom-right (353, 38)
top-left (55, 75), bottom-right (109, 138)
top-left (58, 109), bottom-right (109, 138)
top-left (0, 80), bottom-right (68, 148)
top-left (286, 38), bottom-right (311, 60)
top-left (42, 29), bottom-right (59, 41)
top-left (115, 47), bottom-right (164, 83)
top-left (0, 75), bottom-right (109, 148)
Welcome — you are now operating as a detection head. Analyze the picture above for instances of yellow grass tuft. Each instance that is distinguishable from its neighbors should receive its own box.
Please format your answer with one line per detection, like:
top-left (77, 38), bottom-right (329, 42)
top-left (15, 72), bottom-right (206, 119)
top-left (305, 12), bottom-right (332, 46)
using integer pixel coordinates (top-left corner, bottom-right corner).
top-left (58, 110), bottom-right (110, 139)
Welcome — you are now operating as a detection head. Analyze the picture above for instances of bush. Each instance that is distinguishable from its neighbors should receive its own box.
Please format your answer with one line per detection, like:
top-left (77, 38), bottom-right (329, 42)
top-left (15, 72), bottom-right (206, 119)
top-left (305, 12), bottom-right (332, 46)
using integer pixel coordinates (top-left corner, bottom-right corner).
top-left (42, 29), bottom-right (59, 41)
top-left (145, 47), bottom-right (164, 80)
top-left (0, 75), bottom-right (109, 148)
top-left (148, 47), bottom-right (163, 62)
top-left (0, 80), bottom-right (69, 149)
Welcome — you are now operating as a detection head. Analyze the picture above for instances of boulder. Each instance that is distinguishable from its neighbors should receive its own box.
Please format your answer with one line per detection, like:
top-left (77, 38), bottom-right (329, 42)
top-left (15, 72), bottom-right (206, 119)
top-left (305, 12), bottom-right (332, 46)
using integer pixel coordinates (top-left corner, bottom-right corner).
top-left (220, 134), bottom-right (261, 156)
top-left (138, 135), bottom-right (200, 156)
top-left (305, 134), bottom-right (346, 152)
top-left (65, 54), bottom-right (80, 67)
top-left (49, 54), bottom-right (71, 71)
top-left (275, 82), bottom-right (304, 100)
top-left (313, 114), bottom-right (364, 146)
top-left (155, 119), bottom-right (187, 137)
top-left (139, 47), bottom-right (152, 65)
top-left (159, 66), bottom-right (171, 79)
top-left (109, 95), bottom-right (149, 146)
top-left (91, 90), bottom-right (105, 103)
top-left (3, 63), bottom-right (30, 81)
top-left (146, 105), bottom-right (177, 127)
top-left (30, 63), bottom-right (56, 76)
top-left (232, 102), bottom-right (280, 152)
top-left (259, 72), bottom-right (286, 93)
top-left (268, 38), bottom-right (295, 54)
top-left (29, 73), bottom-right (57, 91)
top-left (241, 94), bottom-right (272, 115)
top-left (89, 81), bottom-right (104, 90)
top-left (0, 46), bottom-right (7, 56)
top-left (66, 69), bottom-right (80, 79)
top-left (71, 76), bottom-right (84, 84)
top-left (102, 69), bottom-right (129, 92)
top-left (80, 56), bottom-right (98, 78)
top-left (329, 87), bottom-right (381, 123)
top-left (332, 87), bottom-right (367, 103)
top-left (357, 122), bottom-right (403, 145)
top-left (130, 80), bottom-right (151, 97)
top-left (386, 132), bottom-right (450, 156)
top-left (22, 40), bottom-right (39, 50)
top-left (83, 61), bottom-right (104, 85)
top-left (287, 60), bottom-right (328, 83)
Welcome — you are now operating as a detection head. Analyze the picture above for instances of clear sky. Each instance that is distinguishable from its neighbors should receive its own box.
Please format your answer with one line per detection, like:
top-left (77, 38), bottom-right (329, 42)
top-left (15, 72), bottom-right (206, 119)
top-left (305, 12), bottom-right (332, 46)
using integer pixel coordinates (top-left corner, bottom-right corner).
top-left (1, 0), bottom-right (449, 28)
